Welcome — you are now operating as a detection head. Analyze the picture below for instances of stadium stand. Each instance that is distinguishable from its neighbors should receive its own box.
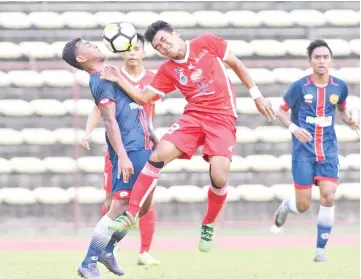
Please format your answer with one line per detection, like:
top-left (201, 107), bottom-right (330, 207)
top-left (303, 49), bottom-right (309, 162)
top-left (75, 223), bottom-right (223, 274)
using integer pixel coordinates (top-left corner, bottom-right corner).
top-left (0, 1), bottom-right (359, 226)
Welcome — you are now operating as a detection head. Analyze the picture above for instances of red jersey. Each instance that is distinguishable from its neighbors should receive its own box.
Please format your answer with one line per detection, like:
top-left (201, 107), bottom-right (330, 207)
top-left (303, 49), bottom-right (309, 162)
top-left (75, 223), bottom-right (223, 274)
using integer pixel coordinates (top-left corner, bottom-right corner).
top-left (121, 67), bottom-right (156, 126)
top-left (147, 33), bottom-right (237, 118)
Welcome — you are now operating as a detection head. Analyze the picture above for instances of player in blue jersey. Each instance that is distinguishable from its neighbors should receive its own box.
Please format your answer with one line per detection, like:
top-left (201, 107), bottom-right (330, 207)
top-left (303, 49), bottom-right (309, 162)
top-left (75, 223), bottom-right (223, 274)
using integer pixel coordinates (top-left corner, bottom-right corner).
top-left (62, 38), bottom-right (158, 279)
top-left (273, 40), bottom-right (359, 262)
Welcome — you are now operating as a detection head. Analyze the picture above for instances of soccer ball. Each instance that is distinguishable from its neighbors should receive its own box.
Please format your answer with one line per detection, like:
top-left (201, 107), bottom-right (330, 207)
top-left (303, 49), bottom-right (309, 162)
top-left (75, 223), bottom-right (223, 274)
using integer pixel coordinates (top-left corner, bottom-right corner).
top-left (102, 22), bottom-right (137, 53)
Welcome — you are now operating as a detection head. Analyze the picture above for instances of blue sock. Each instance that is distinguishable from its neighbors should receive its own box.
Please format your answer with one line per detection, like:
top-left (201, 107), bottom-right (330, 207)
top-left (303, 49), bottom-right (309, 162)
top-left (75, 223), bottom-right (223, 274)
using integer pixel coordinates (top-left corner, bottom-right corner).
top-left (104, 230), bottom-right (128, 254)
top-left (316, 224), bottom-right (332, 249)
top-left (316, 205), bottom-right (334, 250)
top-left (82, 215), bottom-right (115, 267)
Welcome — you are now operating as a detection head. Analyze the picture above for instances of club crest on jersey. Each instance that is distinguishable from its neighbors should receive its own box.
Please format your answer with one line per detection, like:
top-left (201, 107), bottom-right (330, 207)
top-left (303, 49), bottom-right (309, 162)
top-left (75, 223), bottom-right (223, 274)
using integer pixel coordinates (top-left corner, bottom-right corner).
top-left (304, 94), bottom-right (313, 104)
top-left (329, 94), bottom-right (339, 105)
top-left (174, 68), bottom-right (188, 85)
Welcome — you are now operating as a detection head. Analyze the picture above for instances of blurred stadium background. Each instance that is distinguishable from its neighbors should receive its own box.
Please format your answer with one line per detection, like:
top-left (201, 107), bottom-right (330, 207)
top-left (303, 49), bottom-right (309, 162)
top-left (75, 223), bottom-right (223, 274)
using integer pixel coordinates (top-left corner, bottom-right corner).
top-left (0, 1), bottom-right (359, 234)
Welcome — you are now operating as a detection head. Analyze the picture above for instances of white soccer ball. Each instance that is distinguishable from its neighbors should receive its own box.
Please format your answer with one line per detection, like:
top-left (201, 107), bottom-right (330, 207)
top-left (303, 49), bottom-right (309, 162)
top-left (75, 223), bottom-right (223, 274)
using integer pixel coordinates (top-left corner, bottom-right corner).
top-left (102, 22), bottom-right (137, 53)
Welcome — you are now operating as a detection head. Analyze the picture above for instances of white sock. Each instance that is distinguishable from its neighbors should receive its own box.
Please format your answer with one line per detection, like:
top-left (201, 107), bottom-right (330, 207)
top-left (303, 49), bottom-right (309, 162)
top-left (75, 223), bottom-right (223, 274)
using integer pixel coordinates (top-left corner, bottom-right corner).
top-left (317, 205), bottom-right (335, 227)
top-left (91, 215), bottom-right (115, 251)
top-left (94, 215), bottom-right (114, 237)
top-left (285, 199), bottom-right (300, 214)
top-left (83, 215), bottom-right (116, 265)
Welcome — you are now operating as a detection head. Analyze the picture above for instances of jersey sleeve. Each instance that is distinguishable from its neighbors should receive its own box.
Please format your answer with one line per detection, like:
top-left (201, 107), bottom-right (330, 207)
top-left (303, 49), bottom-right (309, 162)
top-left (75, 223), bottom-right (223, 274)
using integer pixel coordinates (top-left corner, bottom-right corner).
top-left (147, 64), bottom-right (175, 96)
top-left (280, 81), bottom-right (301, 111)
top-left (202, 33), bottom-right (229, 61)
top-left (338, 81), bottom-right (348, 109)
top-left (90, 75), bottom-right (116, 106)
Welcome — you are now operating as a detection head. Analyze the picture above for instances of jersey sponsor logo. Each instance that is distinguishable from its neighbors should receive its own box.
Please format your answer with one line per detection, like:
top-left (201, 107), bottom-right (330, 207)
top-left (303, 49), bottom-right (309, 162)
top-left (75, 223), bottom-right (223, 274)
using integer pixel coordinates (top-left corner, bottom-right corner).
top-left (329, 94), bottom-right (339, 105)
top-left (306, 116), bottom-right (332, 127)
top-left (129, 102), bottom-right (142, 110)
top-left (304, 94), bottom-right (313, 104)
top-left (190, 69), bottom-right (203, 82)
top-left (192, 80), bottom-right (215, 98)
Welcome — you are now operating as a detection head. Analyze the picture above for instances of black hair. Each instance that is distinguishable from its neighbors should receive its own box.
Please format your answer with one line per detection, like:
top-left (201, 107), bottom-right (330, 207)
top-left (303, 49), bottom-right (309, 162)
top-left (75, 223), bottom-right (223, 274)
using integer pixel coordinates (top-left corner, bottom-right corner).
top-left (136, 32), bottom-right (145, 46)
top-left (144, 20), bottom-right (174, 44)
top-left (61, 37), bottom-right (83, 70)
top-left (307, 39), bottom-right (333, 59)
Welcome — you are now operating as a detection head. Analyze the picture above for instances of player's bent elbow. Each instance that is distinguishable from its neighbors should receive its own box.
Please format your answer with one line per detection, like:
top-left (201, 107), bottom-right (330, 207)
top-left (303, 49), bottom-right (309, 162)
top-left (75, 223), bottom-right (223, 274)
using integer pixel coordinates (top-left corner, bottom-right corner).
top-left (103, 118), bottom-right (117, 131)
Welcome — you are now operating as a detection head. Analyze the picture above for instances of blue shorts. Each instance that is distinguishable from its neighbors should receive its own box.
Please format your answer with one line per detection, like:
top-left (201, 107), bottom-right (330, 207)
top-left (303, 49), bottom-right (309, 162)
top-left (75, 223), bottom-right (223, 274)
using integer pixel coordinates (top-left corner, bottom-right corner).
top-left (292, 159), bottom-right (340, 189)
top-left (110, 149), bottom-right (151, 199)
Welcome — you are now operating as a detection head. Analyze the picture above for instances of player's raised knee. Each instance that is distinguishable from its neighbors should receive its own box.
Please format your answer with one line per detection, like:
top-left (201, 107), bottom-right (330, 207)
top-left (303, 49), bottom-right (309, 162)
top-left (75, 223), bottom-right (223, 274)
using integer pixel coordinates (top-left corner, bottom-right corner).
top-left (320, 192), bottom-right (336, 206)
top-left (296, 201), bottom-right (310, 213)
top-left (209, 171), bottom-right (228, 188)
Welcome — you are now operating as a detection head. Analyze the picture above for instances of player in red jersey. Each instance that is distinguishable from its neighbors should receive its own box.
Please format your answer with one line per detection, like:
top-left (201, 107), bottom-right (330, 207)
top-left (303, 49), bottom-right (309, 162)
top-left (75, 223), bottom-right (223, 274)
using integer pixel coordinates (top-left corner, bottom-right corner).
top-left (101, 21), bottom-right (276, 252)
top-left (80, 33), bottom-right (160, 266)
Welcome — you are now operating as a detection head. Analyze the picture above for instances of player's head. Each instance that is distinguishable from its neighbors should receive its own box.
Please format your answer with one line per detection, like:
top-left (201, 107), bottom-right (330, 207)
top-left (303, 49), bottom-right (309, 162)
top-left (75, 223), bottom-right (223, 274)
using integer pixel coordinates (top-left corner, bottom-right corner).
top-left (144, 20), bottom-right (181, 58)
top-left (307, 40), bottom-right (333, 75)
top-left (123, 33), bottom-right (145, 67)
top-left (62, 37), bottom-right (104, 71)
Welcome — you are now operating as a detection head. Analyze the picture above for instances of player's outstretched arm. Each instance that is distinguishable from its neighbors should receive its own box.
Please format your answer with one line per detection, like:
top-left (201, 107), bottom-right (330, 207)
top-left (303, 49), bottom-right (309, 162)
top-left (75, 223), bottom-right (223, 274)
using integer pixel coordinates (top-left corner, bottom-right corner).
top-left (277, 107), bottom-right (312, 143)
top-left (100, 64), bottom-right (158, 105)
top-left (81, 104), bottom-right (102, 150)
top-left (98, 100), bottom-right (134, 183)
top-left (224, 52), bottom-right (276, 121)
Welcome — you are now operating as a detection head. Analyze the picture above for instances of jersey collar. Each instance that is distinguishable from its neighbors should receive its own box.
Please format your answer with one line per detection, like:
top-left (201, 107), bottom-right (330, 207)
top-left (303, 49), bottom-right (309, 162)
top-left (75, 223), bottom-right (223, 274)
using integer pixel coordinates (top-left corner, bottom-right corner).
top-left (121, 67), bottom-right (146, 83)
top-left (173, 41), bottom-right (190, 64)
top-left (308, 74), bottom-right (331, 88)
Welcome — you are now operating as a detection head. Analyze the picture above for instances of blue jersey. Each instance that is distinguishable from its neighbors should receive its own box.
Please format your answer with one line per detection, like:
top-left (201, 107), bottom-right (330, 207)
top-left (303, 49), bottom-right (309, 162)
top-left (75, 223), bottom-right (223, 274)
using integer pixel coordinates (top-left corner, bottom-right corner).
top-left (89, 72), bottom-right (152, 155)
top-left (280, 75), bottom-right (348, 162)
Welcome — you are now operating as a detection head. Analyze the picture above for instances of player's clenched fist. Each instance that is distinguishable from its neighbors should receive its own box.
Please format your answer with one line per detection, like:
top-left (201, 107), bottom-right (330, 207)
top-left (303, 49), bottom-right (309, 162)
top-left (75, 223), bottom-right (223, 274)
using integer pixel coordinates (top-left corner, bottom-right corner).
top-left (117, 156), bottom-right (134, 183)
top-left (254, 97), bottom-right (276, 121)
top-left (294, 128), bottom-right (313, 143)
top-left (101, 64), bottom-right (122, 83)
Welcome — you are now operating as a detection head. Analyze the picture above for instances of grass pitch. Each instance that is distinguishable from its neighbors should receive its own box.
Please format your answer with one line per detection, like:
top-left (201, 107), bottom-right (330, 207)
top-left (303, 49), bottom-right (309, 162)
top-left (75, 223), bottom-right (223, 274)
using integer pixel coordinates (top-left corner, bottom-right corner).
top-left (0, 247), bottom-right (358, 279)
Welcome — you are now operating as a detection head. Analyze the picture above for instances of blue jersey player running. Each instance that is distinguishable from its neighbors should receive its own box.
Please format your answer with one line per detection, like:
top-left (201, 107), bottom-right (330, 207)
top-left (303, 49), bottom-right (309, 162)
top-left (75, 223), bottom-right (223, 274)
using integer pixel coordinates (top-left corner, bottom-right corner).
top-left (62, 38), bottom-right (158, 279)
top-left (273, 40), bottom-right (359, 262)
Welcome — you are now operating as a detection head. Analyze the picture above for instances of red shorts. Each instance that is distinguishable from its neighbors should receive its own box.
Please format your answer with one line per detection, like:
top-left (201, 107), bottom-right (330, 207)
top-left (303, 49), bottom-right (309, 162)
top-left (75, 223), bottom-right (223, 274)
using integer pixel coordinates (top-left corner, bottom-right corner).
top-left (162, 112), bottom-right (236, 162)
top-left (103, 149), bottom-right (112, 194)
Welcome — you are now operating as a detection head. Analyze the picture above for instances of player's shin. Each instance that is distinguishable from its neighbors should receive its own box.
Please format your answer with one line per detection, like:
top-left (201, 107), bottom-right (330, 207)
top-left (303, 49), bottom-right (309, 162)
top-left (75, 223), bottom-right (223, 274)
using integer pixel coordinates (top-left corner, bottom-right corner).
top-left (81, 215), bottom-right (119, 266)
top-left (126, 160), bottom-right (163, 218)
top-left (316, 205), bottom-right (334, 252)
top-left (139, 204), bottom-right (156, 254)
top-left (202, 183), bottom-right (228, 225)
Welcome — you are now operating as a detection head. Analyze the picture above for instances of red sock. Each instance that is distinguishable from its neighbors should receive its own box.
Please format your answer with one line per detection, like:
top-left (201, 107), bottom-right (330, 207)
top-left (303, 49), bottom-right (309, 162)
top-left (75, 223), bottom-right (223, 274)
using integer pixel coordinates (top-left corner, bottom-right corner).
top-left (139, 204), bottom-right (156, 254)
top-left (202, 184), bottom-right (228, 225)
top-left (101, 203), bottom-right (109, 217)
top-left (127, 162), bottom-right (160, 217)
